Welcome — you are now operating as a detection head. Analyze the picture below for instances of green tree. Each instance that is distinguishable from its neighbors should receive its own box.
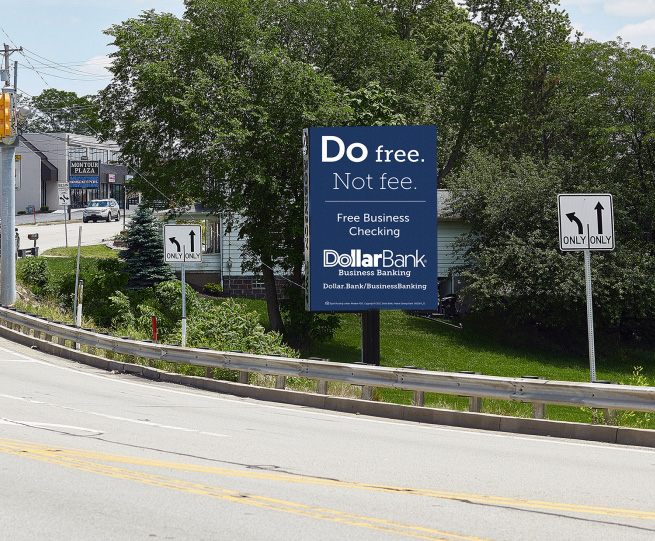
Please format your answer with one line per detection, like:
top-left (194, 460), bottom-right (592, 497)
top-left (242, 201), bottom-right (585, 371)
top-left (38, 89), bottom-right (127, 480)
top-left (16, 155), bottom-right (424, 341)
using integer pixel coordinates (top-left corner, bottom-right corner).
top-left (448, 148), bottom-right (655, 340)
top-left (23, 88), bottom-right (102, 135)
top-left (99, 0), bottom-right (432, 342)
top-left (119, 205), bottom-right (175, 289)
top-left (427, 0), bottom-right (570, 180)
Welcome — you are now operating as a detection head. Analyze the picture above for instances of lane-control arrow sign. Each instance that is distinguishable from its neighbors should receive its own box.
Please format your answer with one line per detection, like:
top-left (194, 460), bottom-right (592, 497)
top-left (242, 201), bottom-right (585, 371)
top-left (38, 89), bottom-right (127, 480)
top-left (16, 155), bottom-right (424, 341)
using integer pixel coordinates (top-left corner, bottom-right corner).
top-left (566, 212), bottom-right (583, 235)
top-left (163, 224), bottom-right (203, 262)
top-left (189, 229), bottom-right (196, 252)
top-left (558, 194), bottom-right (614, 251)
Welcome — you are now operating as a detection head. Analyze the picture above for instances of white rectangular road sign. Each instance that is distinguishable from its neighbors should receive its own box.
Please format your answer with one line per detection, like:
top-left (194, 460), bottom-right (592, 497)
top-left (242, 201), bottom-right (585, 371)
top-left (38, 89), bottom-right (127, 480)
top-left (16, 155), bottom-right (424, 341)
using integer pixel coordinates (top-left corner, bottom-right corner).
top-left (164, 224), bottom-right (202, 263)
top-left (57, 183), bottom-right (70, 206)
top-left (558, 194), bottom-right (614, 251)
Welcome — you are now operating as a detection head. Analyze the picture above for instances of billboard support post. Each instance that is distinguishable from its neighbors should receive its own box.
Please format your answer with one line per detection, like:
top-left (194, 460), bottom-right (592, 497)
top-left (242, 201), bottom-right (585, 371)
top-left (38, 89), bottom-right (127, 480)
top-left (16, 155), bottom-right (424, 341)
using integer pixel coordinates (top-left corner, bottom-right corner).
top-left (361, 310), bottom-right (380, 365)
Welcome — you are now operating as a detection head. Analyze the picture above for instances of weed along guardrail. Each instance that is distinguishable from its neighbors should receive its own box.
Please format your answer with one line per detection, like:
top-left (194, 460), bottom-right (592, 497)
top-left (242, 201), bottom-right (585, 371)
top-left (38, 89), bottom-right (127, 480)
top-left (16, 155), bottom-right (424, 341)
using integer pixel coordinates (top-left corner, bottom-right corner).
top-left (3, 305), bottom-right (655, 446)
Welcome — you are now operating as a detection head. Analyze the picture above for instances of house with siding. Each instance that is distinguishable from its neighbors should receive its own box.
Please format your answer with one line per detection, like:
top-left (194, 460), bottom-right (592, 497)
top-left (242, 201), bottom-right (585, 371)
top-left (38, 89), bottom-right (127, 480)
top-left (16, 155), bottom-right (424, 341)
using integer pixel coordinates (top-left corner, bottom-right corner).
top-left (163, 190), bottom-right (469, 308)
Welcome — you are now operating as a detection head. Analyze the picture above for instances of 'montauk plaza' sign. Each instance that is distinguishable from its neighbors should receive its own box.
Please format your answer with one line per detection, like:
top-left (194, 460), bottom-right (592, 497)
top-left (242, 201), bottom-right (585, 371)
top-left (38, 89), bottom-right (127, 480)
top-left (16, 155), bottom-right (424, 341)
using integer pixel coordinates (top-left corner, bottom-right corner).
top-left (304, 126), bottom-right (438, 311)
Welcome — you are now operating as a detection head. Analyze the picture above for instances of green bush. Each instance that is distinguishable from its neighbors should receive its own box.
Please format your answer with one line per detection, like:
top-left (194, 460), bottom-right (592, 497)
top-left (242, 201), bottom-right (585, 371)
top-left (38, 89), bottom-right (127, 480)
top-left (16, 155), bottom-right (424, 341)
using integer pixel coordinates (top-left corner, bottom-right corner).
top-left (83, 259), bottom-right (130, 325)
top-left (17, 210), bottom-right (26, 215)
top-left (17, 257), bottom-right (48, 291)
top-left (280, 285), bottom-right (339, 348)
top-left (17, 255), bottom-right (129, 325)
top-left (181, 298), bottom-right (296, 356)
top-left (108, 291), bottom-right (136, 329)
top-left (203, 282), bottom-right (223, 295)
top-left (39, 206), bottom-right (49, 212)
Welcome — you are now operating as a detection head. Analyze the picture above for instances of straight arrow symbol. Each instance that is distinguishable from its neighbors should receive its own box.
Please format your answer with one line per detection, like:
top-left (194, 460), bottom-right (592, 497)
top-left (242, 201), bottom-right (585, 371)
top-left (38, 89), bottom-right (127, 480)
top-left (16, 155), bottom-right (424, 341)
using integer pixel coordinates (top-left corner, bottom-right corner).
top-left (566, 212), bottom-right (584, 235)
top-left (189, 230), bottom-right (196, 253)
top-left (595, 202), bottom-right (604, 234)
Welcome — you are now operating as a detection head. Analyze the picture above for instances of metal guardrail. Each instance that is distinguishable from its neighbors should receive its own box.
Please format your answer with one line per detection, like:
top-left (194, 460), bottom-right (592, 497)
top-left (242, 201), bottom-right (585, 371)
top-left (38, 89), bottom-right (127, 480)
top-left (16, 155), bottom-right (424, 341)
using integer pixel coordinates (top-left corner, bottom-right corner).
top-left (2, 306), bottom-right (655, 415)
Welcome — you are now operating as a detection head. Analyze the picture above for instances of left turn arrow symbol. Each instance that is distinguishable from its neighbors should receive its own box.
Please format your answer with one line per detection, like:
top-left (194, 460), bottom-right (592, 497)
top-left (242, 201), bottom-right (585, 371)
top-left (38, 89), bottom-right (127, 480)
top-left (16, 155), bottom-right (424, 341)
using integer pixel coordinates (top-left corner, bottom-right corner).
top-left (566, 212), bottom-right (584, 235)
top-left (169, 237), bottom-right (181, 251)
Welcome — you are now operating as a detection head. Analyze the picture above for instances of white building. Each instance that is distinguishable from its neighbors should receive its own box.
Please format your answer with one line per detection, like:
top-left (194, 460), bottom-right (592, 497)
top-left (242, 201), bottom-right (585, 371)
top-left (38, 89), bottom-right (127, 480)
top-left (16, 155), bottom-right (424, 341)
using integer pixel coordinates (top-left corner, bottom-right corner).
top-left (10, 133), bottom-right (128, 213)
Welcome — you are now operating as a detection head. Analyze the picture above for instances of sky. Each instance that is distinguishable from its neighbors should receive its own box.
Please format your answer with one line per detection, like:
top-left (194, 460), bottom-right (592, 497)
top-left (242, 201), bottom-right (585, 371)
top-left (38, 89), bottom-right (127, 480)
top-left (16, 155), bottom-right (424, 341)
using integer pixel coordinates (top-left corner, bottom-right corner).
top-left (3, 0), bottom-right (655, 100)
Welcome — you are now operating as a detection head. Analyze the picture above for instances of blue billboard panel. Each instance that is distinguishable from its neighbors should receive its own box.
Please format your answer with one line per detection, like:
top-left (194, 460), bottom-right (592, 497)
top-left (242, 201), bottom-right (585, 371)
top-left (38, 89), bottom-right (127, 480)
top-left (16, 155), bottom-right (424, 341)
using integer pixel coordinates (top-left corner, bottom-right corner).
top-left (304, 126), bottom-right (438, 311)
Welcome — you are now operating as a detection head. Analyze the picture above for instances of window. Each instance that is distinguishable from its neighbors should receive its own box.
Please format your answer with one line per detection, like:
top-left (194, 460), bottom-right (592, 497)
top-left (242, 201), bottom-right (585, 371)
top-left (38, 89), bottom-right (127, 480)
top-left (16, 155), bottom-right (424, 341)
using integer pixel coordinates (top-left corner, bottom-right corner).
top-left (89, 148), bottom-right (107, 162)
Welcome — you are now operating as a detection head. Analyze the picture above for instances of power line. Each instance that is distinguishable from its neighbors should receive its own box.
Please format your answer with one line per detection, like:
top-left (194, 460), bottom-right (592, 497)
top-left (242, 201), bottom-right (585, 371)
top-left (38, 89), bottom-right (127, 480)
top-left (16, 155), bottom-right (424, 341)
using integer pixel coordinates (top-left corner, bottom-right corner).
top-left (20, 64), bottom-right (111, 81)
top-left (21, 48), bottom-right (111, 78)
top-left (0, 27), bottom-right (177, 207)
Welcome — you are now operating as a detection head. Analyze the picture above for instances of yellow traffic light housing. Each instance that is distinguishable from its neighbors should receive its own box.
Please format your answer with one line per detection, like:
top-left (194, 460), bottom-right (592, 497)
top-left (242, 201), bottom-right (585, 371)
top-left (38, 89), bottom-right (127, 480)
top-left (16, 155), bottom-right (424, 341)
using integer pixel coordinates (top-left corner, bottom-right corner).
top-left (0, 93), bottom-right (10, 137)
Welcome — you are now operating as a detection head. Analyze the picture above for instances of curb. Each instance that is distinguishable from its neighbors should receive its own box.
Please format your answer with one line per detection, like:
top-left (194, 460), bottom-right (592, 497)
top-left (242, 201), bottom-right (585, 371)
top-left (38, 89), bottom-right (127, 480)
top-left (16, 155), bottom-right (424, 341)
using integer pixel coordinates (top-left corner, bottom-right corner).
top-left (3, 323), bottom-right (654, 448)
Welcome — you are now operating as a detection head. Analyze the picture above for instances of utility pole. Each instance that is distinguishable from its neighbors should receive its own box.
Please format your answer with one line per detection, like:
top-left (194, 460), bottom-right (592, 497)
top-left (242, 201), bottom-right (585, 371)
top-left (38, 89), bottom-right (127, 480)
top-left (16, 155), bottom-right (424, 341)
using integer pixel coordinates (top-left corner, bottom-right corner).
top-left (0, 44), bottom-right (22, 307)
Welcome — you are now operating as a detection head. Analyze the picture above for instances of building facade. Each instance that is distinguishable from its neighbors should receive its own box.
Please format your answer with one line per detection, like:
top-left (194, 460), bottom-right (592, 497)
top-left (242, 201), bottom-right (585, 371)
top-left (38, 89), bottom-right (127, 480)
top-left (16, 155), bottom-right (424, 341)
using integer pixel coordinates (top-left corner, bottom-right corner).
top-left (12, 133), bottom-right (128, 213)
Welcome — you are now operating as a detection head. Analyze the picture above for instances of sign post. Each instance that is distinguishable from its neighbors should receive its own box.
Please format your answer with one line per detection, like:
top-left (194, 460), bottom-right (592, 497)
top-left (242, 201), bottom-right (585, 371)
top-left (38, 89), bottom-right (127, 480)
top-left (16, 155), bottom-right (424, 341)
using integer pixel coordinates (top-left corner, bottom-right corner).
top-left (57, 182), bottom-right (71, 247)
top-left (558, 194), bottom-right (614, 382)
top-left (164, 224), bottom-right (202, 348)
top-left (304, 126), bottom-right (438, 365)
top-left (181, 246), bottom-right (187, 347)
top-left (58, 183), bottom-right (71, 247)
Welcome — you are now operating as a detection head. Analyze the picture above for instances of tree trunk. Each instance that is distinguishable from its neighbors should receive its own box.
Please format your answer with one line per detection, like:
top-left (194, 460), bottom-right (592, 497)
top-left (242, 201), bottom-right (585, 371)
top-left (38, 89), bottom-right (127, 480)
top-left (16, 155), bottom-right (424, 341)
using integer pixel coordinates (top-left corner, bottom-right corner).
top-left (262, 262), bottom-right (285, 336)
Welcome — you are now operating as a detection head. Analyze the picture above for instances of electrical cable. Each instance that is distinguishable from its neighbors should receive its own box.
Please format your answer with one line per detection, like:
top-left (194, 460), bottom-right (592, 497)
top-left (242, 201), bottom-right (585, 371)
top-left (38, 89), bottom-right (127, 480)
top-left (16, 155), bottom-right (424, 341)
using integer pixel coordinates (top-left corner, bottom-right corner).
top-left (21, 48), bottom-right (111, 78)
top-left (0, 27), bottom-right (178, 207)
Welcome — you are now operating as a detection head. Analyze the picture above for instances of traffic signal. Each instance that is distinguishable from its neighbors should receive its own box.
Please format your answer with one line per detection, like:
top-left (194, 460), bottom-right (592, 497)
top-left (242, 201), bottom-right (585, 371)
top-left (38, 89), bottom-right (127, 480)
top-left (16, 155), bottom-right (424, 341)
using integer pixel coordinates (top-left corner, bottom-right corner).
top-left (0, 93), bottom-right (10, 137)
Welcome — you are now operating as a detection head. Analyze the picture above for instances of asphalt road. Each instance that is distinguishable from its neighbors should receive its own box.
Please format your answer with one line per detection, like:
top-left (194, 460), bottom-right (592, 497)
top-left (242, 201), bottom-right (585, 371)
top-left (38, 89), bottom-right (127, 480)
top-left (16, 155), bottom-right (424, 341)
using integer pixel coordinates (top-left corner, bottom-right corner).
top-left (1, 337), bottom-right (655, 540)
top-left (14, 210), bottom-right (129, 252)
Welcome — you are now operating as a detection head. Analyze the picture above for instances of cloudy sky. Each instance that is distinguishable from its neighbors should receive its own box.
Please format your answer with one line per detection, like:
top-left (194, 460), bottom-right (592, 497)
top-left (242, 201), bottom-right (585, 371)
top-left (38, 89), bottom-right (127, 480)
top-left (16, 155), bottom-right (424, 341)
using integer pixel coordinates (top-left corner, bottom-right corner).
top-left (3, 0), bottom-right (655, 99)
top-left (561, 0), bottom-right (655, 45)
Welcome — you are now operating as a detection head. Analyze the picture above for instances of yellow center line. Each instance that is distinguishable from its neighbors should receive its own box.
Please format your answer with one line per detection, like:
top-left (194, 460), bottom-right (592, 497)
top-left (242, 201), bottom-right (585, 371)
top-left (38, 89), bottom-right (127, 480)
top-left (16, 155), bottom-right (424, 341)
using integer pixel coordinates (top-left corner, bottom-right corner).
top-left (0, 439), bottom-right (487, 541)
top-left (3, 438), bottom-right (654, 524)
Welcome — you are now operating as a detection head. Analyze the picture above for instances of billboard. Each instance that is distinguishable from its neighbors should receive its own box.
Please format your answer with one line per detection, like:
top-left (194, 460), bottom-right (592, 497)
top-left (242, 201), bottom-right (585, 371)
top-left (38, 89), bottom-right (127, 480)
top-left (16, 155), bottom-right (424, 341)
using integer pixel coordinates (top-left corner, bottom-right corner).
top-left (304, 126), bottom-right (438, 311)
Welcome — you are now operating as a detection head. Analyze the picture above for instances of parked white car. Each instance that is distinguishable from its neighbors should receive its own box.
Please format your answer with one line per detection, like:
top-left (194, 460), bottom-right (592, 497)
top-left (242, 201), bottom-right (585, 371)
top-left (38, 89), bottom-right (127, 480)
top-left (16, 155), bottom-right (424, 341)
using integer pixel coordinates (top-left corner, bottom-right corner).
top-left (83, 198), bottom-right (120, 223)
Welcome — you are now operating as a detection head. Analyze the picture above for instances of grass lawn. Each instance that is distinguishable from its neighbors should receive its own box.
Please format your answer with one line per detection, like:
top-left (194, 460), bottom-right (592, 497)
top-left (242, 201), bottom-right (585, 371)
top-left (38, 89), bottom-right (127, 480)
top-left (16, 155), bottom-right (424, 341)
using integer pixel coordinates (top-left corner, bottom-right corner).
top-left (239, 300), bottom-right (655, 384)
top-left (225, 298), bottom-right (655, 425)
top-left (42, 245), bottom-right (119, 258)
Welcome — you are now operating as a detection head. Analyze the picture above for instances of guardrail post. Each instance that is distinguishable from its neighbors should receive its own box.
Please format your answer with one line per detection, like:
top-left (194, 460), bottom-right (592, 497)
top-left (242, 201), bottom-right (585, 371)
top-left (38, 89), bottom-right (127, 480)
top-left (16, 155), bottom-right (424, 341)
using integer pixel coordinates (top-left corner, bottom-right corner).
top-left (276, 375), bottom-right (287, 389)
top-left (205, 367), bottom-right (214, 379)
top-left (229, 351), bottom-right (249, 385)
top-left (595, 381), bottom-right (619, 424)
top-left (523, 376), bottom-right (547, 419)
top-left (308, 358), bottom-right (329, 395)
top-left (404, 366), bottom-right (425, 406)
top-left (354, 361), bottom-right (374, 400)
top-left (460, 371), bottom-right (483, 412)
top-left (469, 396), bottom-right (482, 413)
top-left (42, 319), bottom-right (52, 342)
